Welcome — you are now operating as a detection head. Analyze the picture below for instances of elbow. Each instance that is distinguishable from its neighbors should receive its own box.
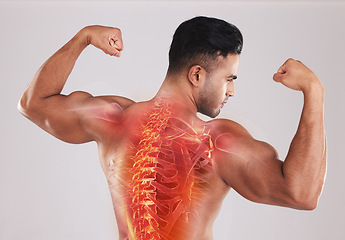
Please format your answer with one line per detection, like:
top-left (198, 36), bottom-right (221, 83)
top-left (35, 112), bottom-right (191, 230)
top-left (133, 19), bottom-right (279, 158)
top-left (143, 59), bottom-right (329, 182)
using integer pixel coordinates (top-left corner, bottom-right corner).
top-left (288, 192), bottom-right (320, 211)
top-left (18, 94), bottom-right (30, 116)
top-left (18, 96), bottom-right (26, 114)
top-left (283, 177), bottom-right (324, 211)
top-left (18, 93), bottom-right (36, 118)
top-left (296, 198), bottom-right (318, 211)
top-left (18, 94), bottom-right (27, 114)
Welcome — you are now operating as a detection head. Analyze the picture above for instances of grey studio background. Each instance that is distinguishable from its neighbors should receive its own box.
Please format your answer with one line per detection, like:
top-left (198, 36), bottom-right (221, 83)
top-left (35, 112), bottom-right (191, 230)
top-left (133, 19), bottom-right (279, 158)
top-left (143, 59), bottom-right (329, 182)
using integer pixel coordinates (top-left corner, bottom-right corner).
top-left (1, 0), bottom-right (344, 239)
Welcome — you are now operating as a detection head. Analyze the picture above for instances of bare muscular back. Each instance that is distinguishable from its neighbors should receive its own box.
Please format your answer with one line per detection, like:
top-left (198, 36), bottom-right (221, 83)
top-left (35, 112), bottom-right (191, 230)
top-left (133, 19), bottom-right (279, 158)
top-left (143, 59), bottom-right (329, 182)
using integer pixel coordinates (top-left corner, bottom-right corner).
top-left (97, 99), bottom-right (229, 240)
top-left (18, 23), bottom-right (326, 240)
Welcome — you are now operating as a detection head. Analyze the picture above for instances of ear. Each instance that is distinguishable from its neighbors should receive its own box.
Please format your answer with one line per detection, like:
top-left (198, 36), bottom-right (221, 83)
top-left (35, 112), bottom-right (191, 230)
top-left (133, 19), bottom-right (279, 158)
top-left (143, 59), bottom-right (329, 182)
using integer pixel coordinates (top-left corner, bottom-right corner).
top-left (187, 65), bottom-right (206, 87)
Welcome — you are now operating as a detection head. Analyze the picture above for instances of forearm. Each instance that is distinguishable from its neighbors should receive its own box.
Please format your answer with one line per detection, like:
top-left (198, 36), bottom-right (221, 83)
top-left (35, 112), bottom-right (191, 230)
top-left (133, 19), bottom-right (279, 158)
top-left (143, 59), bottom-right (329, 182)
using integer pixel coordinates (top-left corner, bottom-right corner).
top-left (283, 83), bottom-right (327, 208)
top-left (19, 27), bottom-right (90, 109)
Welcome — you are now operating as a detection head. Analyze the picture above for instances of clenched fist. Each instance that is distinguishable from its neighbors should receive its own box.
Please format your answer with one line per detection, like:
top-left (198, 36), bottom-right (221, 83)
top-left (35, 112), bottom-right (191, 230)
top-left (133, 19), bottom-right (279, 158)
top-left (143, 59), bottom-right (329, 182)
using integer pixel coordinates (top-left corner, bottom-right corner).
top-left (83, 25), bottom-right (123, 57)
top-left (273, 58), bottom-right (323, 93)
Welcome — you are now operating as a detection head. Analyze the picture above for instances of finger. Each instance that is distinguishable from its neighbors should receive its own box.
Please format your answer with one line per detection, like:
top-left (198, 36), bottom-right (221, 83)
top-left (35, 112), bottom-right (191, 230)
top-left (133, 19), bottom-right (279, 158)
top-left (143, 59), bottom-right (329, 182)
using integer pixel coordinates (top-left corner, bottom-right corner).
top-left (114, 50), bottom-right (121, 57)
top-left (276, 63), bottom-right (287, 74)
top-left (273, 59), bottom-right (289, 82)
top-left (104, 46), bottom-right (117, 56)
top-left (115, 38), bottom-right (124, 51)
top-left (277, 66), bottom-right (284, 74)
top-left (109, 39), bottom-right (123, 57)
top-left (109, 49), bottom-right (121, 57)
top-left (103, 39), bottom-right (120, 57)
top-left (273, 72), bottom-right (284, 83)
top-left (103, 47), bottom-right (120, 57)
top-left (109, 37), bottom-right (124, 51)
top-left (273, 68), bottom-right (285, 83)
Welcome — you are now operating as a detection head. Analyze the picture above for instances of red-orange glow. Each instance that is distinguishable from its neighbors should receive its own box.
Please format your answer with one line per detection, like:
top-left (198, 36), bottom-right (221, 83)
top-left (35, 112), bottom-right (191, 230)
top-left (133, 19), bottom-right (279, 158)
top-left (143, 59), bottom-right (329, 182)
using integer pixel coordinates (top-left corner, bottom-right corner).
top-left (125, 100), bottom-right (214, 239)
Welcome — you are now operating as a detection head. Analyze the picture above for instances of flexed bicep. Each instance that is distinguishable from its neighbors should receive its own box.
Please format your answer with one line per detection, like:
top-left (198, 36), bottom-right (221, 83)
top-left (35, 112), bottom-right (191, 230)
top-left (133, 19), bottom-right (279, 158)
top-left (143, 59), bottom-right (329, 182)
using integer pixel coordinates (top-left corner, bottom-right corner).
top-left (18, 25), bottom-right (130, 144)
top-left (211, 119), bottom-right (304, 209)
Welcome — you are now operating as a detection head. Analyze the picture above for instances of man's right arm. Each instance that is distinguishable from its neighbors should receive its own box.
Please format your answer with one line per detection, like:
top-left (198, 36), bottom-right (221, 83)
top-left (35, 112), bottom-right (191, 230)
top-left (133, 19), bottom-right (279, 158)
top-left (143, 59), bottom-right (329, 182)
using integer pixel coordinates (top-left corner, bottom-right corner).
top-left (18, 26), bottom-right (134, 144)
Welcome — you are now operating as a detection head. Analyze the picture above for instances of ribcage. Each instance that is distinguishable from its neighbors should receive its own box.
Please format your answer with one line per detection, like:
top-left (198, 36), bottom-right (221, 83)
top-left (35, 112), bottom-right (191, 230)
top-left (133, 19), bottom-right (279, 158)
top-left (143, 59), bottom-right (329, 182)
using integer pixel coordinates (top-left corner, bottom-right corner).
top-left (126, 101), bottom-right (214, 240)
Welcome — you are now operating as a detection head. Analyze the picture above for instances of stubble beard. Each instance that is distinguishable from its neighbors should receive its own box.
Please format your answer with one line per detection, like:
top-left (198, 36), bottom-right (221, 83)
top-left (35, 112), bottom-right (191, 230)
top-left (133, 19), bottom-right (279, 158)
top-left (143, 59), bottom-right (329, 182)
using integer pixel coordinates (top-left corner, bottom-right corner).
top-left (198, 89), bottom-right (221, 118)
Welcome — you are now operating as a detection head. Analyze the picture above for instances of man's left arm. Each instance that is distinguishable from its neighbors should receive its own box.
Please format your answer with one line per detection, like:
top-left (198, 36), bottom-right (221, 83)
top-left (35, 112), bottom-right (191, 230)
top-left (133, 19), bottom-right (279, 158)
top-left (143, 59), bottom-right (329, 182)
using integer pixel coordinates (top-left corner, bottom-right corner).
top-left (275, 59), bottom-right (327, 209)
top-left (213, 59), bottom-right (326, 210)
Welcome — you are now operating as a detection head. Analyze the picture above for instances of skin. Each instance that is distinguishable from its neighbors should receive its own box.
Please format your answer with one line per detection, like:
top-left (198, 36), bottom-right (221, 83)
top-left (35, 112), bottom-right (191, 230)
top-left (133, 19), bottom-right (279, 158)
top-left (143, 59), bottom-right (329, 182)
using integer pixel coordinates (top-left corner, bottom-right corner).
top-left (18, 25), bottom-right (327, 239)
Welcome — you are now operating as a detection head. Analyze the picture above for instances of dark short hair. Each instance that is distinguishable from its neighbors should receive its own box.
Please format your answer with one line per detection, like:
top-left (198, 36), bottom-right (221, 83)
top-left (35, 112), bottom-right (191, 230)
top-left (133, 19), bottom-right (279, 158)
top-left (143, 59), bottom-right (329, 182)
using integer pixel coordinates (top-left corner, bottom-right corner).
top-left (168, 16), bottom-right (243, 74)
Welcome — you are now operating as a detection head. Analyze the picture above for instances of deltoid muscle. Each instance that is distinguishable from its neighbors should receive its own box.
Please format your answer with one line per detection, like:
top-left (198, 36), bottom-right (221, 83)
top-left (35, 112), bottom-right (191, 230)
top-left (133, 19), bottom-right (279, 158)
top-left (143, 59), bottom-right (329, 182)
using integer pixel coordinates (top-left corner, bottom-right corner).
top-left (125, 100), bottom-right (214, 240)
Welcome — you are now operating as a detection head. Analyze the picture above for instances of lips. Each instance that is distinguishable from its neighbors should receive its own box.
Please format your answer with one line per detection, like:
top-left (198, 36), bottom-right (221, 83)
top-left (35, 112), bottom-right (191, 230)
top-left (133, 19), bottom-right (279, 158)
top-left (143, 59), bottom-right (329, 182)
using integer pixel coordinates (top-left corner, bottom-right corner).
top-left (221, 101), bottom-right (227, 108)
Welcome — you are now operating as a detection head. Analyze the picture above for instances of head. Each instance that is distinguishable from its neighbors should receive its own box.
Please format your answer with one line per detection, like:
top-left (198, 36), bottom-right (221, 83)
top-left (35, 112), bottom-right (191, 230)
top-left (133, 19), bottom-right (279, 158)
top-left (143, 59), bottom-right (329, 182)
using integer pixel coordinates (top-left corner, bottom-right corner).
top-left (167, 16), bottom-right (243, 118)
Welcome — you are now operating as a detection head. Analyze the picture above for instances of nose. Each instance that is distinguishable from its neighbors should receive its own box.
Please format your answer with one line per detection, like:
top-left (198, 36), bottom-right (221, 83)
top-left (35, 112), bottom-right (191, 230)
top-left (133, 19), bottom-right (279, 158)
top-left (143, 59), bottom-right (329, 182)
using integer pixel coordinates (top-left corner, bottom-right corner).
top-left (226, 84), bottom-right (235, 97)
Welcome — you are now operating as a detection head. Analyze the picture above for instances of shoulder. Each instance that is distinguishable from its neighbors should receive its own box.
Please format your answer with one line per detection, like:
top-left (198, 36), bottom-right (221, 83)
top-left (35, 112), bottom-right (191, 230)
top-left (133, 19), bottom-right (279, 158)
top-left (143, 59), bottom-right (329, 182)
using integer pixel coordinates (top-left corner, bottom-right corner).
top-left (207, 118), bottom-right (252, 139)
top-left (207, 118), bottom-right (279, 162)
top-left (206, 118), bottom-right (258, 157)
top-left (69, 92), bottom-right (136, 141)
top-left (79, 93), bottom-right (136, 124)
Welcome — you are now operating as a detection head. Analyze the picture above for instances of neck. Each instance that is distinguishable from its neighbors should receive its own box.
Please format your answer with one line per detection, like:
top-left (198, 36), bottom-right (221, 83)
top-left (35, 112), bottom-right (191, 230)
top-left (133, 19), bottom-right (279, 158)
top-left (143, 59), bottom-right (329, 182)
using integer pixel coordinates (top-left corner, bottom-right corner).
top-left (154, 73), bottom-right (199, 120)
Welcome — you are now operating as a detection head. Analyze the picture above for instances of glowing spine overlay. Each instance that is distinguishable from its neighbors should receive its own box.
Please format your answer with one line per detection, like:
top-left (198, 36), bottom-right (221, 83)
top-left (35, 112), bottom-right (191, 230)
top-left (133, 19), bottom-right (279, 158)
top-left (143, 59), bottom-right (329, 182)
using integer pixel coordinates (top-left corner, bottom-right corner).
top-left (128, 101), bottom-right (172, 239)
top-left (126, 100), bottom-right (214, 240)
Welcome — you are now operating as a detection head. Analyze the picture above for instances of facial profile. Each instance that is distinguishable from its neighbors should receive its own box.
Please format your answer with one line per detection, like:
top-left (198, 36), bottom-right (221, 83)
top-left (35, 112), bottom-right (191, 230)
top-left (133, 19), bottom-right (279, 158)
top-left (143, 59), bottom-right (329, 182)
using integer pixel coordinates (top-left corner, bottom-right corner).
top-left (197, 54), bottom-right (239, 118)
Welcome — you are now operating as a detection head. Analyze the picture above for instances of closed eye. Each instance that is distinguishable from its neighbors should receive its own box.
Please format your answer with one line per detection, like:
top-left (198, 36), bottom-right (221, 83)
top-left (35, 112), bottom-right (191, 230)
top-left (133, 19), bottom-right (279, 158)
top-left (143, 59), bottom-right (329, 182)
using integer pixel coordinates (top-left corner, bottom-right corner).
top-left (227, 75), bottom-right (237, 82)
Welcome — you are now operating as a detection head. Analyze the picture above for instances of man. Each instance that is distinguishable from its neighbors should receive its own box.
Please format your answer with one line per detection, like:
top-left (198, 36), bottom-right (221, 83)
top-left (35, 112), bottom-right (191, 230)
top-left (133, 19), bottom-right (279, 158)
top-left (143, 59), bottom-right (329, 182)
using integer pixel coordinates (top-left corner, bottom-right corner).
top-left (18, 16), bottom-right (326, 240)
